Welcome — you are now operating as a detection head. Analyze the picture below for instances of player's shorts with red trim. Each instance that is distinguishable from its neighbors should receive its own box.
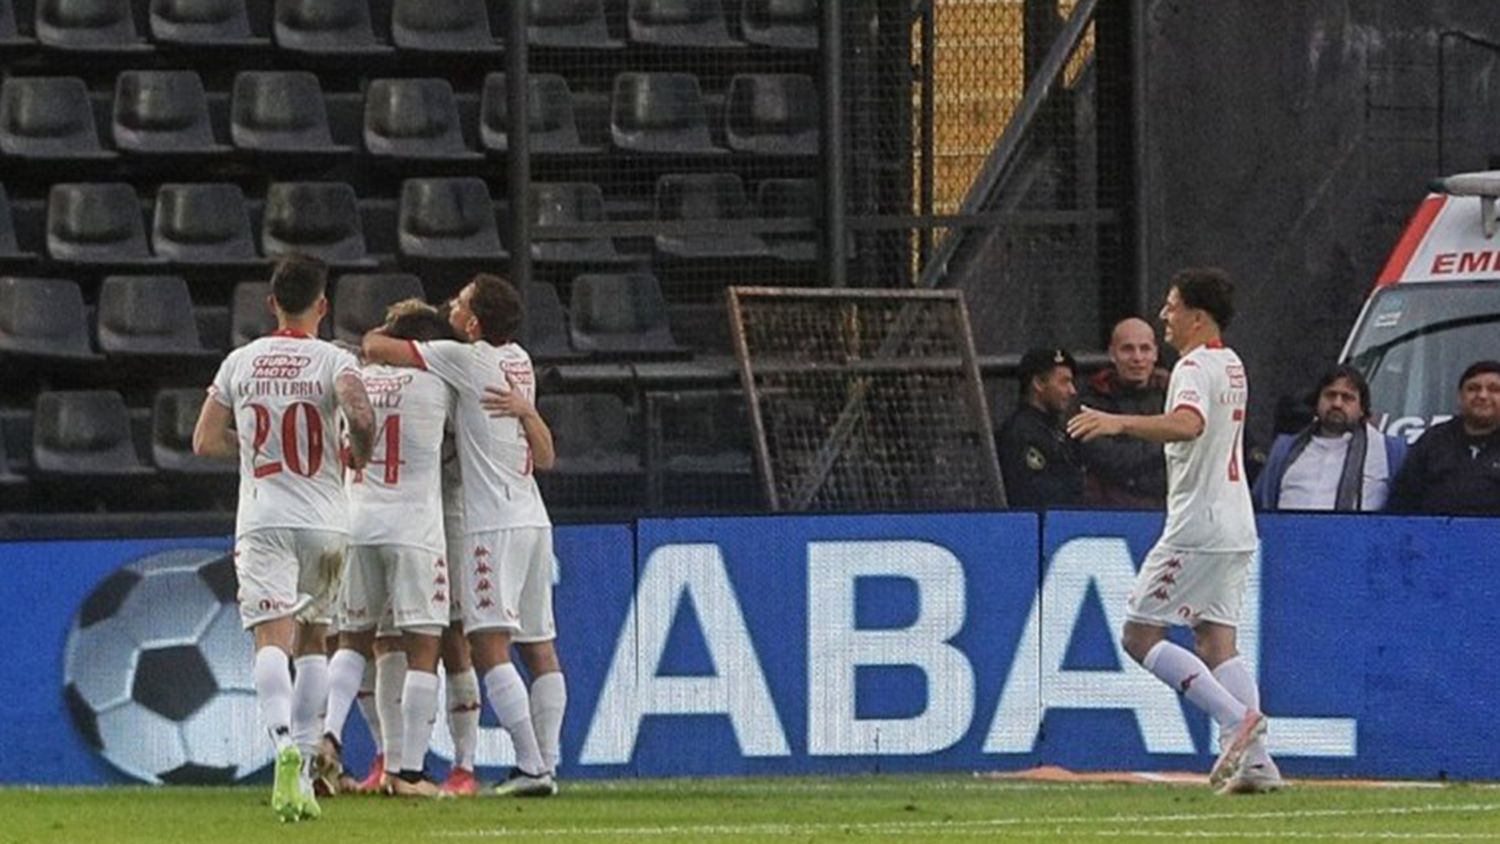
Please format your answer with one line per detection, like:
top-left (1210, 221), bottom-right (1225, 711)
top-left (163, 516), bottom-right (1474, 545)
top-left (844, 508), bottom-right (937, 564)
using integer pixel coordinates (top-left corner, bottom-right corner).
top-left (461, 527), bottom-right (555, 642)
top-left (1126, 544), bottom-right (1252, 628)
top-left (234, 528), bottom-right (347, 629)
top-left (340, 544), bottom-right (450, 633)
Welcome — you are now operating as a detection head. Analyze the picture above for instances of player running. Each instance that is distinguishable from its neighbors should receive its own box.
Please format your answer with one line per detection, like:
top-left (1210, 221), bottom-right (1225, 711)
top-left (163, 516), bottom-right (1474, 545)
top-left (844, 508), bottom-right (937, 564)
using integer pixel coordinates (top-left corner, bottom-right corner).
top-left (1068, 267), bottom-right (1280, 794)
top-left (193, 254), bottom-right (376, 821)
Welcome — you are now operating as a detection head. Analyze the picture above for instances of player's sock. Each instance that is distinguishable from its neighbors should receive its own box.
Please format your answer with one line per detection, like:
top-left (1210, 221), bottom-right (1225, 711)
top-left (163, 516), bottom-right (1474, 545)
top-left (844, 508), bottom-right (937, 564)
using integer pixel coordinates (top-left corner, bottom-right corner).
top-left (1213, 656), bottom-right (1273, 765)
top-left (483, 662), bottom-right (545, 775)
top-left (253, 646), bottom-right (295, 752)
top-left (399, 670), bottom-right (441, 776)
top-left (291, 655), bottom-right (329, 759)
top-left (446, 668), bottom-right (480, 771)
top-left (323, 649), bottom-right (366, 743)
top-left (376, 651), bottom-right (408, 773)
top-left (355, 659), bottom-right (381, 753)
top-left (529, 671), bottom-right (566, 774)
top-left (1143, 641), bottom-right (1248, 729)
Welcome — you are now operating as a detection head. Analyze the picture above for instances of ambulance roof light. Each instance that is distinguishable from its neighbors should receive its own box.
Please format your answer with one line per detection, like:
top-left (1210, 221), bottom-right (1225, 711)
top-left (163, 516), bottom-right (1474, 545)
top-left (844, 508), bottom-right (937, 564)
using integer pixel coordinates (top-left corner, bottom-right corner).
top-left (1429, 172), bottom-right (1500, 239)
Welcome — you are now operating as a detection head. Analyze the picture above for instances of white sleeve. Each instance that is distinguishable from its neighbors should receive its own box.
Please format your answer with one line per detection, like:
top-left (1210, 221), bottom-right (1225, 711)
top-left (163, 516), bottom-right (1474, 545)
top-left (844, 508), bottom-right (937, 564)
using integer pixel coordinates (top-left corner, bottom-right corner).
top-left (1168, 358), bottom-right (1210, 424)
top-left (332, 346), bottom-right (360, 380)
top-left (412, 340), bottom-right (471, 395)
top-left (208, 353), bottom-right (236, 407)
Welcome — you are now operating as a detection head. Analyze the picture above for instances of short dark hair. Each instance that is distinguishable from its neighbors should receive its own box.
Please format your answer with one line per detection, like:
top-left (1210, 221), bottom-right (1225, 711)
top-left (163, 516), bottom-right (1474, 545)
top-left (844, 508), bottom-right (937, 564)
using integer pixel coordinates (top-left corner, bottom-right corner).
top-left (467, 273), bottom-right (523, 346)
top-left (1017, 346), bottom-right (1076, 397)
top-left (1171, 267), bottom-right (1235, 329)
top-left (1316, 364), bottom-right (1371, 419)
top-left (382, 299), bottom-right (456, 343)
top-left (269, 253), bottom-right (328, 315)
top-left (1459, 359), bottom-right (1500, 389)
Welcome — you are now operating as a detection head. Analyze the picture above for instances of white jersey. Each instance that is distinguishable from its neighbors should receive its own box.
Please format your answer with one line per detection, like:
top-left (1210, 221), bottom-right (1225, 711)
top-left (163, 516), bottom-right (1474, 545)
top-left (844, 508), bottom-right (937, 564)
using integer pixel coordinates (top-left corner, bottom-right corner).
top-left (347, 364), bottom-right (451, 553)
top-left (209, 330), bottom-right (359, 537)
top-left (1159, 341), bottom-right (1258, 551)
top-left (412, 339), bottom-right (550, 531)
top-left (441, 432), bottom-right (465, 534)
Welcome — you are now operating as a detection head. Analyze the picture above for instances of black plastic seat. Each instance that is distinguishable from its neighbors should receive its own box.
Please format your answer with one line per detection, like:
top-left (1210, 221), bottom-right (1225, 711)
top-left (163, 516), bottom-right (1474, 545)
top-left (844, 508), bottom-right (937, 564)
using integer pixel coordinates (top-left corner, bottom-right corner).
top-left (628, 0), bottom-right (741, 48)
top-left (742, 0), bottom-right (817, 50)
top-left (153, 387), bottom-right (234, 473)
top-left (569, 272), bottom-right (682, 355)
top-left (0, 184), bottom-right (35, 260)
top-left (726, 73), bottom-right (818, 156)
top-left (152, 183), bottom-right (261, 265)
top-left (392, 0), bottom-right (499, 54)
top-left (364, 78), bottom-right (480, 163)
top-left (149, 0), bottom-right (269, 48)
top-left (0, 0), bottom-right (33, 49)
top-left (536, 392), bottom-right (644, 511)
top-left (33, 391), bottom-right (152, 476)
top-left (530, 182), bottom-right (627, 264)
top-left (611, 72), bottom-right (723, 155)
top-left (0, 77), bottom-right (115, 161)
top-left (261, 182), bottom-right (372, 266)
top-left (528, 0), bottom-right (620, 49)
top-left (651, 390), bottom-right (758, 511)
top-left (332, 272), bottom-right (425, 344)
top-left (0, 276), bottom-right (95, 360)
top-left (47, 183), bottom-right (159, 265)
top-left (96, 275), bottom-right (206, 356)
top-left (654, 173), bottom-right (767, 259)
top-left (397, 177), bottom-right (504, 262)
top-left (521, 281), bottom-right (581, 361)
top-left (230, 280), bottom-right (273, 347)
top-left (36, 0), bottom-right (152, 52)
top-left (231, 71), bottom-right (351, 158)
top-left (273, 0), bottom-right (394, 57)
top-left (758, 178), bottom-right (818, 262)
top-left (481, 73), bottom-right (595, 156)
top-left (113, 70), bottom-right (229, 157)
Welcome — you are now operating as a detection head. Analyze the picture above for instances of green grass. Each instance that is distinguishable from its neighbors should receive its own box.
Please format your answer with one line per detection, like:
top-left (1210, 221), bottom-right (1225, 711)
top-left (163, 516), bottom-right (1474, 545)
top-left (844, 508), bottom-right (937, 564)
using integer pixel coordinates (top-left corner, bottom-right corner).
top-left (3, 777), bottom-right (1499, 843)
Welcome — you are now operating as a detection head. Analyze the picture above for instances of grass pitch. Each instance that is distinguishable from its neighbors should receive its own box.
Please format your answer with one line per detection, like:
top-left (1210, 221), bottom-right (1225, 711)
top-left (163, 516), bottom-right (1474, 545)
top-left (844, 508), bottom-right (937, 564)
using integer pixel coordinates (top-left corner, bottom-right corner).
top-left (3, 776), bottom-right (1499, 843)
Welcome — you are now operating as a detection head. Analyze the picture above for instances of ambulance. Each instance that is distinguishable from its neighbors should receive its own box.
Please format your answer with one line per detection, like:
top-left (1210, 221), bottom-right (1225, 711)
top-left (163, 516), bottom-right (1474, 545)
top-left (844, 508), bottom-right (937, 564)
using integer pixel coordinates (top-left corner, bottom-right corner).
top-left (1340, 171), bottom-right (1500, 442)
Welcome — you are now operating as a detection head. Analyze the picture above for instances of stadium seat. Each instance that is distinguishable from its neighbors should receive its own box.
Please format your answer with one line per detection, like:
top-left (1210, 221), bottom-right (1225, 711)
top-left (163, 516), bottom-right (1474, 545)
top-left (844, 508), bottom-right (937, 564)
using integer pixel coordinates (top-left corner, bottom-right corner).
top-left (0, 276), bottom-right (95, 359)
top-left (332, 272), bottom-right (425, 344)
top-left (610, 72), bottom-right (723, 155)
top-left (530, 182), bottom-right (628, 264)
top-left (32, 391), bottom-right (152, 476)
top-left (153, 388), bottom-right (234, 473)
top-left (112, 71), bottom-right (229, 157)
top-left (0, 76), bottom-right (116, 161)
top-left (364, 78), bottom-right (481, 163)
top-left (481, 73), bottom-right (596, 156)
top-left (569, 272), bottom-right (682, 356)
top-left (527, 0), bottom-right (620, 49)
top-left (536, 392), bottom-right (644, 510)
top-left (96, 275), bottom-right (207, 356)
top-left (654, 173), bottom-right (768, 259)
top-left (0, 422), bottom-right (25, 495)
top-left (230, 280), bottom-right (273, 347)
top-left (261, 182), bottom-right (372, 266)
top-left (148, 0), bottom-right (269, 49)
top-left (231, 71), bottom-right (351, 158)
top-left (47, 183), bottom-right (159, 265)
top-left (397, 177), bottom-right (504, 262)
top-left (35, 0), bottom-right (152, 52)
top-left (628, 0), bottom-right (741, 48)
top-left (0, 184), bottom-right (35, 261)
top-left (151, 183), bottom-right (261, 265)
top-left (391, 0), bottom-right (499, 54)
top-left (651, 390), bottom-right (757, 511)
top-left (757, 178), bottom-right (819, 262)
top-left (726, 74), bottom-right (819, 156)
top-left (521, 280), bottom-right (581, 361)
top-left (273, 0), bottom-right (394, 57)
top-left (0, 0), bottom-right (33, 50)
top-left (742, 0), bottom-right (818, 50)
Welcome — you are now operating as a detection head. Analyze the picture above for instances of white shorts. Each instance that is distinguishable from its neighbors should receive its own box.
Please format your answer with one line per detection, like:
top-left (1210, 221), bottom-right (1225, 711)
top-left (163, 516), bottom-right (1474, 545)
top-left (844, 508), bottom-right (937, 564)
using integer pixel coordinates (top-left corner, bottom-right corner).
top-left (1127, 545), bottom-right (1252, 628)
top-left (444, 511), bottom-right (465, 624)
top-left (340, 544), bottom-right (450, 634)
top-left (235, 528), bottom-right (347, 630)
top-left (462, 527), bottom-right (555, 642)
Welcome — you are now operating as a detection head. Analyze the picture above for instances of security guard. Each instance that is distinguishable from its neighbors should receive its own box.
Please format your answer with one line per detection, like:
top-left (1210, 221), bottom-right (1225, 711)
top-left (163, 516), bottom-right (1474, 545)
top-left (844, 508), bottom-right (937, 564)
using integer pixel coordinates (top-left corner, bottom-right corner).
top-left (997, 347), bottom-right (1084, 508)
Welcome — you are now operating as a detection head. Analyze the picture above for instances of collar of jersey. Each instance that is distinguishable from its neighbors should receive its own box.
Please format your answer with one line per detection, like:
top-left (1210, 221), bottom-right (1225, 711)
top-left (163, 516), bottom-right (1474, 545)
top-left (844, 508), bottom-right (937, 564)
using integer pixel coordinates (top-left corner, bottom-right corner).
top-left (270, 328), bottom-right (313, 339)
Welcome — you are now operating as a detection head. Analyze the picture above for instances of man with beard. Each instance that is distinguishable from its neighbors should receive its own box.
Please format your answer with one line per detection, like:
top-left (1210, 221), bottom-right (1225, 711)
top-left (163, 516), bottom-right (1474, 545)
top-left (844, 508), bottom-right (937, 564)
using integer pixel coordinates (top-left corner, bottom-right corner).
top-left (1388, 360), bottom-right (1500, 514)
top-left (1254, 365), bottom-right (1407, 511)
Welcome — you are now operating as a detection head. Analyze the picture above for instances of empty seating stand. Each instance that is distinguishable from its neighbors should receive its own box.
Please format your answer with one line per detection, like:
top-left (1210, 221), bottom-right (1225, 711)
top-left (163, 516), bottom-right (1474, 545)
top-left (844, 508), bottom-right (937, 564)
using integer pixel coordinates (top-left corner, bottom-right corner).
top-left (148, 0), bottom-right (269, 49)
top-left (0, 184), bottom-right (35, 262)
top-left (0, 276), bottom-right (97, 360)
top-left (332, 272), bottom-right (425, 345)
top-left (113, 70), bottom-right (230, 157)
top-left (742, 0), bottom-right (819, 50)
top-left (648, 390), bottom-right (758, 512)
top-left (0, 76), bottom-right (116, 161)
top-left (757, 178), bottom-right (819, 262)
top-left (46, 182), bottom-right (160, 265)
top-left (654, 173), bottom-right (768, 259)
top-left (521, 280), bottom-right (581, 362)
top-left (530, 182), bottom-right (628, 264)
top-left (482, 73), bottom-right (596, 156)
top-left (726, 74), bottom-right (819, 156)
top-left (96, 274), bottom-right (210, 357)
top-left (230, 280), bottom-right (272, 347)
top-left (536, 392), bottom-right (645, 514)
top-left (364, 78), bottom-right (481, 163)
top-left (261, 181), bottom-right (373, 266)
top-left (36, 0), bottom-right (153, 53)
top-left (231, 71), bottom-right (352, 159)
top-left (397, 177), bottom-right (505, 263)
top-left (527, 0), bottom-right (620, 49)
top-left (32, 390), bottom-right (152, 478)
top-left (611, 72), bottom-right (724, 155)
top-left (273, 0), bottom-right (394, 57)
top-left (628, 0), bottom-right (742, 49)
top-left (152, 183), bottom-right (262, 266)
top-left (391, 0), bottom-right (500, 55)
top-left (0, 0), bottom-right (35, 51)
top-left (569, 272), bottom-right (683, 356)
top-left (153, 387), bottom-right (234, 474)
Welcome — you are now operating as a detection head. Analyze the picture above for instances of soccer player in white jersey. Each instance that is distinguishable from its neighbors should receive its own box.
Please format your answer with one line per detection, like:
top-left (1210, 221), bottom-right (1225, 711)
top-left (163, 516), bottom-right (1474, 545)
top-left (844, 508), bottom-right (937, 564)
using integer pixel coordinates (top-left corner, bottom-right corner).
top-left (1068, 267), bottom-right (1279, 794)
top-left (363, 273), bottom-right (564, 797)
top-left (192, 254), bottom-right (376, 822)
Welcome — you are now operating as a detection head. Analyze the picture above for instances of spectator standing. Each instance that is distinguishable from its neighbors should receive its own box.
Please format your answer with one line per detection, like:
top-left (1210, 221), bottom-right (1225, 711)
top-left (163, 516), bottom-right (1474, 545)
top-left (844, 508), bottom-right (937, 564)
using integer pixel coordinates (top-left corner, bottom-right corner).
top-left (1078, 317), bottom-right (1169, 508)
top-left (997, 347), bottom-right (1084, 508)
top-left (1387, 360), bottom-right (1500, 514)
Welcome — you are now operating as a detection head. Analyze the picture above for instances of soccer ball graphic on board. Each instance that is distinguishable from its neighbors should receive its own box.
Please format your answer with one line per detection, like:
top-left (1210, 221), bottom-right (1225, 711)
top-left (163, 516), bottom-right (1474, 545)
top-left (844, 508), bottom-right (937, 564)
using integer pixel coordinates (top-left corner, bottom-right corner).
top-left (62, 548), bottom-right (272, 784)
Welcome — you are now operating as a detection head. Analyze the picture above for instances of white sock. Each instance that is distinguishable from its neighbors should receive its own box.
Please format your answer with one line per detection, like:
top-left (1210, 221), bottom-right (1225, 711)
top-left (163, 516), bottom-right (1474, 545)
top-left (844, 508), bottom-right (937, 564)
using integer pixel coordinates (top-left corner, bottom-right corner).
top-left (482, 662), bottom-right (545, 775)
top-left (446, 668), bottom-right (481, 771)
top-left (376, 651), bottom-right (408, 772)
top-left (1213, 656), bottom-right (1272, 766)
top-left (253, 647), bottom-right (295, 752)
top-left (355, 658), bottom-right (381, 754)
top-left (529, 672), bottom-right (567, 774)
top-left (1142, 641), bottom-right (1248, 729)
top-left (323, 649), bottom-right (366, 745)
top-left (291, 655), bottom-right (329, 758)
top-left (400, 671), bottom-right (441, 775)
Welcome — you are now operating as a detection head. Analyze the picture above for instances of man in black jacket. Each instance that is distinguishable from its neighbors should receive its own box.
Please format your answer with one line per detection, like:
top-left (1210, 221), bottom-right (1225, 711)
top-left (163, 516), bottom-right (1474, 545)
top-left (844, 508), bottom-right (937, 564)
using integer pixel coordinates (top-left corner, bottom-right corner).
top-left (997, 347), bottom-right (1084, 508)
top-left (1387, 360), bottom-right (1500, 514)
top-left (1077, 317), bottom-right (1169, 508)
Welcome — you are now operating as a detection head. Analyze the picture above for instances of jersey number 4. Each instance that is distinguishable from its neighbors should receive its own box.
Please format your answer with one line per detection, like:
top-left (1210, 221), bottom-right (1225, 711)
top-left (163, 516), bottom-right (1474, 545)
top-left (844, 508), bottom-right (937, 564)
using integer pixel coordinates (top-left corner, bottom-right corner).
top-left (350, 415), bottom-right (404, 485)
top-left (250, 402), bottom-right (324, 478)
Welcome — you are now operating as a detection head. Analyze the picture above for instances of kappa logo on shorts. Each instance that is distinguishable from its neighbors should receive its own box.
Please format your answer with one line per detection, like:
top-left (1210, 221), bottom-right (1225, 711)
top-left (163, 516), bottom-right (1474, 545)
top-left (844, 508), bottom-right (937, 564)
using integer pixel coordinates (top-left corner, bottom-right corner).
top-left (1154, 573), bottom-right (1177, 585)
top-left (434, 573), bottom-right (447, 586)
top-left (432, 591), bottom-right (446, 604)
top-left (476, 578), bottom-right (492, 592)
top-left (1150, 588), bottom-right (1170, 601)
top-left (1162, 558), bottom-right (1183, 570)
top-left (477, 598), bottom-right (494, 609)
top-left (435, 557), bottom-right (446, 569)
top-left (474, 546), bottom-right (491, 558)
top-left (475, 561), bottom-right (494, 575)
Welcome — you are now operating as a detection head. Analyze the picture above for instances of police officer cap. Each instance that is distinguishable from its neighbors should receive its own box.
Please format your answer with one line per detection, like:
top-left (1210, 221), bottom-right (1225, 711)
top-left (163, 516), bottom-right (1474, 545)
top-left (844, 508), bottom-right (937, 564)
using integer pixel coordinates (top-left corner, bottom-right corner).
top-left (1018, 346), bottom-right (1076, 386)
